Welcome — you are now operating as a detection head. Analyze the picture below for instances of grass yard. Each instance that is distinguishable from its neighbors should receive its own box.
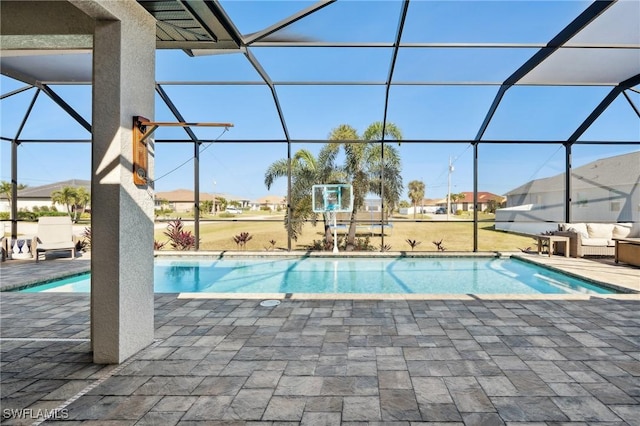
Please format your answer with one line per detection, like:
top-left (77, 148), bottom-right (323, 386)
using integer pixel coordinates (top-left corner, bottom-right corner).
top-left (155, 214), bottom-right (534, 253)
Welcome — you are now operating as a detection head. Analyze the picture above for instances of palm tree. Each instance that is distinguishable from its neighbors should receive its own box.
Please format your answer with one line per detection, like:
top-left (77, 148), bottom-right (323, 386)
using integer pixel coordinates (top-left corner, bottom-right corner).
top-left (51, 186), bottom-right (89, 223)
top-left (407, 180), bottom-right (425, 219)
top-left (74, 187), bottom-right (90, 222)
top-left (0, 180), bottom-right (27, 211)
top-left (199, 200), bottom-right (213, 216)
top-left (51, 186), bottom-right (76, 218)
top-left (329, 121), bottom-right (403, 250)
top-left (449, 192), bottom-right (466, 214)
top-left (265, 147), bottom-right (341, 242)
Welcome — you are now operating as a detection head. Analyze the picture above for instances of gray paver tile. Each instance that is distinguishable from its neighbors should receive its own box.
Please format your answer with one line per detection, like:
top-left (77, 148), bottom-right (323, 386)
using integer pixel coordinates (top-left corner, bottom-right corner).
top-left (245, 370), bottom-right (283, 388)
top-left (87, 376), bottom-right (151, 396)
top-left (150, 395), bottom-right (198, 412)
top-left (300, 411), bottom-right (341, 426)
top-left (262, 396), bottom-right (306, 421)
top-left (378, 370), bottom-right (412, 389)
top-left (547, 382), bottom-right (591, 397)
top-left (379, 388), bottom-right (421, 421)
top-left (477, 376), bottom-right (519, 397)
top-left (461, 412), bottom-right (506, 425)
top-left (135, 411), bottom-right (183, 425)
top-left (417, 403), bottom-right (463, 422)
top-left (133, 376), bottom-right (204, 396)
top-left (412, 377), bottom-right (452, 404)
top-left (181, 395), bottom-right (233, 420)
top-left (320, 376), bottom-right (378, 396)
top-left (224, 389), bottom-right (272, 420)
top-left (609, 404), bottom-right (640, 425)
top-left (492, 397), bottom-right (569, 422)
top-left (444, 377), bottom-right (495, 413)
top-left (343, 396), bottom-right (381, 421)
top-left (191, 376), bottom-right (247, 396)
top-left (274, 375), bottom-right (323, 396)
top-left (551, 396), bottom-right (622, 422)
top-left (304, 396), bottom-right (342, 412)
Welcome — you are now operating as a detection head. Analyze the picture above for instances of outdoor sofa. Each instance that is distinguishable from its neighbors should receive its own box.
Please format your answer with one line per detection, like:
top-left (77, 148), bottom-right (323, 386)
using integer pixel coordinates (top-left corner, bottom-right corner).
top-left (555, 222), bottom-right (639, 257)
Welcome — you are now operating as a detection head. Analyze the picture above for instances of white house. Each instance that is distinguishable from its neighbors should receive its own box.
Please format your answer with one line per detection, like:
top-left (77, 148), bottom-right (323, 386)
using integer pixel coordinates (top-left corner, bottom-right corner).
top-left (496, 151), bottom-right (640, 233)
top-left (250, 195), bottom-right (286, 212)
top-left (154, 189), bottom-right (250, 214)
top-left (0, 179), bottom-right (90, 213)
top-left (435, 192), bottom-right (505, 213)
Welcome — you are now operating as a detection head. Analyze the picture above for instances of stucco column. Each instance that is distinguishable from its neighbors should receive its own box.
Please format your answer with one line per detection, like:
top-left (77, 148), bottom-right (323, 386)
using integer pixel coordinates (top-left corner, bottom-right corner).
top-left (90, 9), bottom-right (155, 363)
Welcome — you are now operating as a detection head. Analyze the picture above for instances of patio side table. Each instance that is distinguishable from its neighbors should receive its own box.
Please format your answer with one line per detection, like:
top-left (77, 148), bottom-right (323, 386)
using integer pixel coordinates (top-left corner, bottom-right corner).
top-left (536, 234), bottom-right (570, 257)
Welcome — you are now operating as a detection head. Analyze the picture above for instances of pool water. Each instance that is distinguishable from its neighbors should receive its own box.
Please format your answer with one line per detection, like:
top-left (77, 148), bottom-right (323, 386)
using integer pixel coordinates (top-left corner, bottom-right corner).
top-left (19, 257), bottom-right (615, 295)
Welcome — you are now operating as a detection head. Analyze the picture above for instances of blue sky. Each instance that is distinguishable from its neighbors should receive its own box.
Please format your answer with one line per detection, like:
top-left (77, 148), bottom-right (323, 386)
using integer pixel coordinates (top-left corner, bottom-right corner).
top-left (1, 0), bottom-right (639, 202)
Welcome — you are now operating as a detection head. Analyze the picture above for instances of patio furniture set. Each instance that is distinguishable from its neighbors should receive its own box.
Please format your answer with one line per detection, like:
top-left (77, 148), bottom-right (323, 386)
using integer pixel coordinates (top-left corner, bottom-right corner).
top-left (1, 216), bottom-right (76, 262)
top-left (534, 222), bottom-right (640, 267)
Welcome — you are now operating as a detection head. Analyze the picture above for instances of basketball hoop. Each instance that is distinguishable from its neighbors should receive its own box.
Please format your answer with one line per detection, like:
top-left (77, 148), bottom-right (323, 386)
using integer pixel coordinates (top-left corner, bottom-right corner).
top-left (312, 184), bottom-right (353, 253)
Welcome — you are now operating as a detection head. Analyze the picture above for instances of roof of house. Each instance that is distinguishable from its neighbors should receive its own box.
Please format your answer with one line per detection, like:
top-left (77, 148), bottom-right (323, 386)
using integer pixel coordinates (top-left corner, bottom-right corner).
top-left (433, 192), bottom-right (505, 204)
top-left (505, 151), bottom-right (640, 196)
top-left (457, 192), bottom-right (506, 203)
top-left (254, 195), bottom-right (286, 204)
top-left (155, 190), bottom-right (249, 203)
top-left (5, 179), bottom-right (91, 199)
top-left (420, 198), bottom-right (441, 205)
top-left (155, 189), bottom-right (215, 203)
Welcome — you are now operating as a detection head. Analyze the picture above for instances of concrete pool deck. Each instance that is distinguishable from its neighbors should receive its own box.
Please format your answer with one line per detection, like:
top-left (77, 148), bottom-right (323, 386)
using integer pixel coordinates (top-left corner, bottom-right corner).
top-left (0, 253), bottom-right (638, 424)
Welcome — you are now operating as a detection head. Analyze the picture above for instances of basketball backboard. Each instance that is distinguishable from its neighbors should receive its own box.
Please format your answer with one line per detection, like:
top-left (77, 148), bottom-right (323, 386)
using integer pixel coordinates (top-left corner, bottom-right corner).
top-left (312, 184), bottom-right (353, 213)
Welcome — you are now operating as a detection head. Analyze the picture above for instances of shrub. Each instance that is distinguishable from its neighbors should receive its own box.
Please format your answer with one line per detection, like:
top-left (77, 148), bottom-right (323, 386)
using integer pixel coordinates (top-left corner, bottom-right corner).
top-left (233, 232), bottom-right (253, 250)
top-left (264, 240), bottom-right (277, 251)
top-left (81, 227), bottom-right (92, 250)
top-left (405, 239), bottom-right (422, 251)
top-left (164, 218), bottom-right (196, 250)
top-left (309, 239), bottom-right (332, 251)
top-left (432, 239), bottom-right (446, 251)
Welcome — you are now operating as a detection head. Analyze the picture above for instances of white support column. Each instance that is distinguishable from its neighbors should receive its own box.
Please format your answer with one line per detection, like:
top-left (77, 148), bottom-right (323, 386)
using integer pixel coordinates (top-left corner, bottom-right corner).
top-left (90, 6), bottom-right (156, 363)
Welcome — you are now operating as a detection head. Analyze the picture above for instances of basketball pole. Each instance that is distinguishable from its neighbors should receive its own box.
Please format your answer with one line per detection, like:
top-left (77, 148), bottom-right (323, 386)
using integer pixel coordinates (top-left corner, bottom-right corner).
top-left (333, 211), bottom-right (339, 253)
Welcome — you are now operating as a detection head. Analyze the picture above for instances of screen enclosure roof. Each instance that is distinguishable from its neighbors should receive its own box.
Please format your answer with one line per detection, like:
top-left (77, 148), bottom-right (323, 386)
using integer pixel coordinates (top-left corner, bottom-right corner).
top-left (1, 0), bottom-right (639, 144)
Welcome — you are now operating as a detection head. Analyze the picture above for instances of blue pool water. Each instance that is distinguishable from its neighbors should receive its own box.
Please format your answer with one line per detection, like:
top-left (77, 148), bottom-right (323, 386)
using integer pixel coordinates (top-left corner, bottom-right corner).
top-left (19, 257), bottom-right (614, 295)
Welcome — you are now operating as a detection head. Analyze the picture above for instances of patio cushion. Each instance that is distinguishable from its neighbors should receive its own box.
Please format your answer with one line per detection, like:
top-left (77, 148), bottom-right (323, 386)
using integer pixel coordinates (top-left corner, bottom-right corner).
top-left (613, 224), bottom-right (632, 239)
top-left (586, 223), bottom-right (614, 239)
top-left (567, 223), bottom-right (588, 239)
top-left (581, 238), bottom-right (611, 246)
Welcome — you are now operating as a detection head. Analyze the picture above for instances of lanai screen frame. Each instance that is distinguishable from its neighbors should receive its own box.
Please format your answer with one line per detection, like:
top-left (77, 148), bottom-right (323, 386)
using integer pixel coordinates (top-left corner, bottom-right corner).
top-left (1, 0), bottom-right (639, 251)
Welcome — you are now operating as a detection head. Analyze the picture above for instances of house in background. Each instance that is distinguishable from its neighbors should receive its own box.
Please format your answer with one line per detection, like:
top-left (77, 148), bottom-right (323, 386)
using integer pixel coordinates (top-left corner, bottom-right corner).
top-left (155, 189), bottom-right (250, 214)
top-left (250, 195), bottom-right (286, 212)
top-left (0, 179), bottom-right (90, 212)
top-left (154, 189), bottom-right (214, 214)
top-left (435, 192), bottom-right (505, 213)
top-left (399, 198), bottom-right (441, 215)
top-left (497, 151), bottom-right (640, 234)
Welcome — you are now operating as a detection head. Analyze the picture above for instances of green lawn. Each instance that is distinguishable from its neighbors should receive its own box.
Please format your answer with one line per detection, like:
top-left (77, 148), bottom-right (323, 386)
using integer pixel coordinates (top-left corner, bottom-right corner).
top-left (155, 213), bottom-right (534, 252)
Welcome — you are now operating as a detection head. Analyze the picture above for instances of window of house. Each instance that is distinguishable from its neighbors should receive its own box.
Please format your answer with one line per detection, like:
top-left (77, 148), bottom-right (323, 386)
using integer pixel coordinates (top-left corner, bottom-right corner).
top-left (609, 190), bottom-right (621, 212)
top-left (576, 192), bottom-right (588, 208)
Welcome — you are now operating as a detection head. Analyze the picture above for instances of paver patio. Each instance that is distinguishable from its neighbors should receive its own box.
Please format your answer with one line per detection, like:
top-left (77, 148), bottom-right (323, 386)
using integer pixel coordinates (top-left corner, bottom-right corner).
top-left (1, 287), bottom-right (639, 424)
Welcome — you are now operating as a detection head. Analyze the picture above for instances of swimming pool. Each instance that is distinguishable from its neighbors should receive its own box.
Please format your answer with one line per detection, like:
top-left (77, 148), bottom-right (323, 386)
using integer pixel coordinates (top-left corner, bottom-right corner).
top-left (19, 257), bottom-right (615, 295)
